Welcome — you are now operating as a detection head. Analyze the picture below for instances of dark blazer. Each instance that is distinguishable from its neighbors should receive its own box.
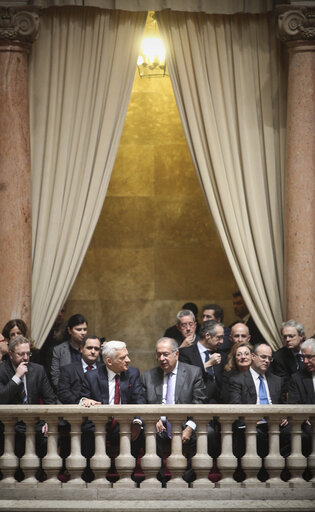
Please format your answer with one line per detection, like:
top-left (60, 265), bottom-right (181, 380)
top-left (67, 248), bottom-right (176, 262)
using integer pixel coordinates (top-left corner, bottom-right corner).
top-left (141, 361), bottom-right (207, 404)
top-left (272, 346), bottom-right (304, 391)
top-left (0, 359), bottom-right (56, 404)
top-left (229, 369), bottom-right (286, 404)
top-left (288, 370), bottom-right (315, 404)
top-left (81, 364), bottom-right (145, 404)
top-left (51, 340), bottom-right (72, 389)
top-left (179, 343), bottom-right (225, 403)
top-left (57, 360), bottom-right (100, 404)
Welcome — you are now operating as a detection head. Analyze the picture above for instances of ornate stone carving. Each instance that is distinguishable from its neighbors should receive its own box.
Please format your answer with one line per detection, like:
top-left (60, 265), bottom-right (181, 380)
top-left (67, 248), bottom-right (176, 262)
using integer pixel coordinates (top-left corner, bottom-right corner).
top-left (0, 7), bottom-right (39, 43)
top-left (278, 7), bottom-right (315, 41)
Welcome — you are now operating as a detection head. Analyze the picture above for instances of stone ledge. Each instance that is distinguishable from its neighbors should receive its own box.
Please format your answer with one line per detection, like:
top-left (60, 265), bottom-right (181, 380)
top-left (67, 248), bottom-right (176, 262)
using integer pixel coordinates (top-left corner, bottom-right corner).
top-left (0, 500), bottom-right (315, 512)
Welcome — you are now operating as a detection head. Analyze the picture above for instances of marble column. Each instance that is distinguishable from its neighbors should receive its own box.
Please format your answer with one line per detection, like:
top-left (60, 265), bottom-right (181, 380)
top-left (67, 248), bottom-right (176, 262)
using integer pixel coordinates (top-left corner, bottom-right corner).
top-left (0, 7), bottom-right (39, 330)
top-left (278, 6), bottom-right (315, 337)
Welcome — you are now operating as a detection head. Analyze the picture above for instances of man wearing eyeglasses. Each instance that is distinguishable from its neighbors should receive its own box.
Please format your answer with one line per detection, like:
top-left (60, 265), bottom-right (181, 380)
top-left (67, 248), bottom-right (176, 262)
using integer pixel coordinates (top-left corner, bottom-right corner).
top-left (229, 342), bottom-right (289, 459)
top-left (272, 320), bottom-right (305, 392)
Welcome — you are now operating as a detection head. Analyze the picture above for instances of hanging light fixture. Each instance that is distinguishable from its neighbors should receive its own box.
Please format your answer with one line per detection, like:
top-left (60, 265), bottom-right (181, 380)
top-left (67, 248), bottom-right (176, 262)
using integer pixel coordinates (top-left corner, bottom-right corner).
top-left (137, 12), bottom-right (168, 78)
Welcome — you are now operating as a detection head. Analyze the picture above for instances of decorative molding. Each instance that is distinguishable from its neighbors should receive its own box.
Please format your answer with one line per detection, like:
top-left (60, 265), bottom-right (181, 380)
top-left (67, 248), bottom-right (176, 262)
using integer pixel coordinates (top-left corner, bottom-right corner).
top-left (277, 6), bottom-right (315, 42)
top-left (0, 7), bottom-right (39, 43)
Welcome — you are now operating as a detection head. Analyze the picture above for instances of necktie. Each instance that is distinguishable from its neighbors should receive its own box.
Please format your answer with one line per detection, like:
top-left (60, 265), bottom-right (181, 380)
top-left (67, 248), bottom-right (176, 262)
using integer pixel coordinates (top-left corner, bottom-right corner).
top-left (21, 382), bottom-right (28, 404)
top-left (258, 375), bottom-right (269, 404)
top-left (165, 371), bottom-right (175, 404)
top-left (114, 374), bottom-right (120, 404)
top-left (295, 353), bottom-right (303, 371)
top-left (86, 365), bottom-right (93, 371)
top-left (205, 350), bottom-right (215, 379)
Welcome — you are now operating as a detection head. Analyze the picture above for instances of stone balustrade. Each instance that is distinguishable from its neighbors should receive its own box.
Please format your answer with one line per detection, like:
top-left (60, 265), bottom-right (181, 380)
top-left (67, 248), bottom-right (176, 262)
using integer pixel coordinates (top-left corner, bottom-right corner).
top-left (0, 404), bottom-right (314, 490)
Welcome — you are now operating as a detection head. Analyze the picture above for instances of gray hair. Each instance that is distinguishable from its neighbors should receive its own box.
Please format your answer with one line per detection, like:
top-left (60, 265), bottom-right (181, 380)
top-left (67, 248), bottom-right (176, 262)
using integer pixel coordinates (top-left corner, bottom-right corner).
top-left (280, 320), bottom-right (305, 340)
top-left (155, 337), bottom-right (178, 353)
top-left (199, 320), bottom-right (223, 339)
top-left (102, 340), bottom-right (126, 361)
top-left (176, 309), bottom-right (195, 324)
top-left (301, 338), bottom-right (315, 353)
top-left (8, 335), bottom-right (30, 353)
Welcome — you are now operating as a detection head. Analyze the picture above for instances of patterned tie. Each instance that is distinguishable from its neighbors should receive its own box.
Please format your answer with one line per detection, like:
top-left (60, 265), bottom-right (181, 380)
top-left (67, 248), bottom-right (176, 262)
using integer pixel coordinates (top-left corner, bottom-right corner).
top-left (205, 350), bottom-right (215, 379)
top-left (258, 375), bottom-right (269, 404)
top-left (165, 372), bottom-right (175, 404)
top-left (114, 374), bottom-right (120, 404)
top-left (21, 381), bottom-right (28, 404)
top-left (295, 353), bottom-right (303, 371)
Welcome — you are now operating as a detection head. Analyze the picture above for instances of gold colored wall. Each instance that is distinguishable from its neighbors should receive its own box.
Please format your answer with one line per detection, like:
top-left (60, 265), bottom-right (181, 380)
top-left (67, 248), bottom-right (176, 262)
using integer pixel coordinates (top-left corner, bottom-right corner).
top-left (66, 71), bottom-right (238, 372)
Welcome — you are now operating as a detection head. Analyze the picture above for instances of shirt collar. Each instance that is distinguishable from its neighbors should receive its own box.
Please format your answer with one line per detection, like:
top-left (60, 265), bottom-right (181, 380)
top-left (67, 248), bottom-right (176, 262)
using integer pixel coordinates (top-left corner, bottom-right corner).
top-left (107, 367), bottom-right (118, 380)
top-left (164, 360), bottom-right (179, 378)
top-left (250, 366), bottom-right (264, 380)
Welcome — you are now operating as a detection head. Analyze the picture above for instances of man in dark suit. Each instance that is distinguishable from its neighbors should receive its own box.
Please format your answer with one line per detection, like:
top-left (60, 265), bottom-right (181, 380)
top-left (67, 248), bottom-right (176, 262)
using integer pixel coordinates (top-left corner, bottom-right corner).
top-left (57, 335), bottom-right (101, 404)
top-left (80, 340), bottom-right (145, 469)
top-left (164, 303), bottom-right (200, 344)
top-left (0, 336), bottom-right (56, 477)
top-left (179, 320), bottom-right (225, 403)
top-left (288, 338), bottom-right (315, 456)
top-left (229, 342), bottom-right (289, 459)
top-left (141, 337), bottom-right (207, 484)
top-left (230, 291), bottom-right (265, 344)
top-left (202, 304), bottom-right (232, 354)
top-left (272, 320), bottom-right (305, 392)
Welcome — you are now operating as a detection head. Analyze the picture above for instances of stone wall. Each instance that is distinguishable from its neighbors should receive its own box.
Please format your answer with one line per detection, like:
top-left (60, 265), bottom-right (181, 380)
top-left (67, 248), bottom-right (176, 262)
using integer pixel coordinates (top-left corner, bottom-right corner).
top-left (66, 71), bottom-right (238, 372)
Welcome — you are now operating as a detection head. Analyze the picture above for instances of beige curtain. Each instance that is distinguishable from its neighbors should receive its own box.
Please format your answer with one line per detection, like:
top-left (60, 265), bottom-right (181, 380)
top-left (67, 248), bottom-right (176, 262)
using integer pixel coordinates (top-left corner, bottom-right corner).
top-left (157, 11), bottom-right (287, 348)
top-left (29, 7), bottom-right (147, 346)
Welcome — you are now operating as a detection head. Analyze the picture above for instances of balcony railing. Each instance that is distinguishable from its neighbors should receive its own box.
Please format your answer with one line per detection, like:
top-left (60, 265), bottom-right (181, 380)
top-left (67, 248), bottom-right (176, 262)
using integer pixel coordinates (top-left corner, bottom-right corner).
top-left (0, 404), bottom-right (314, 491)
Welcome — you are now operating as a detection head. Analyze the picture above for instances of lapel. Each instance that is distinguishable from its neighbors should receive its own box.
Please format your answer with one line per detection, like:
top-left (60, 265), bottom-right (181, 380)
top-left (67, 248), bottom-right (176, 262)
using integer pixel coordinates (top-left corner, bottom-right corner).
top-left (119, 371), bottom-right (129, 404)
top-left (25, 363), bottom-right (35, 404)
top-left (266, 372), bottom-right (278, 403)
top-left (303, 373), bottom-right (315, 404)
top-left (154, 368), bottom-right (164, 403)
top-left (98, 366), bottom-right (109, 404)
top-left (245, 371), bottom-right (257, 403)
top-left (174, 363), bottom-right (186, 403)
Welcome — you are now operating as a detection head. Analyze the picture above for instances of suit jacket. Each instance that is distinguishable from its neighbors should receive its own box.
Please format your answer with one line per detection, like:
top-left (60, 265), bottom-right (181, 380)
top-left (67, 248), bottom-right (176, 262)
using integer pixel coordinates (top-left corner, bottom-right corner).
top-left (272, 346), bottom-right (304, 392)
top-left (141, 361), bottom-right (207, 404)
top-left (80, 364), bottom-right (145, 404)
top-left (288, 370), bottom-right (315, 404)
top-left (51, 340), bottom-right (72, 389)
top-left (229, 369), bottom-right (285, 404)
top-left (57, 360), bottom-right (100, 404)
top-left (179, 343), bottom-right (225, 403)
top-left (0, 359), bottom-right (56, 405)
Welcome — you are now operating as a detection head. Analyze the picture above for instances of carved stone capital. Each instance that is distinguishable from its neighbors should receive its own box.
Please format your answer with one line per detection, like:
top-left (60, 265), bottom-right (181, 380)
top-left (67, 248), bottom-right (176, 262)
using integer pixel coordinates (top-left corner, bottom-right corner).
top-left (0, 7), bottom-right (40, 44)
top-left (277, 6), bottom-right (315, 42)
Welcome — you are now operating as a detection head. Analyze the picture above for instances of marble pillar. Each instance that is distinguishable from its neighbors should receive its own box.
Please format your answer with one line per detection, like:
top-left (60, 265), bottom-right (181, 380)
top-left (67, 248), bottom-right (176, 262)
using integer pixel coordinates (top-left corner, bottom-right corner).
top-left (0, 7), bottom-right (39, 330)
top-left (278, 6), bottom-right (315, 337)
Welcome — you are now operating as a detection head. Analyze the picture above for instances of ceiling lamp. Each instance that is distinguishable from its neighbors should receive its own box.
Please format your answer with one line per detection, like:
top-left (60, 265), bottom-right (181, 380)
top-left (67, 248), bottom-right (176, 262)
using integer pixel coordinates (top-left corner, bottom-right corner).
top-left (137, 13), bottom-right (167, 78)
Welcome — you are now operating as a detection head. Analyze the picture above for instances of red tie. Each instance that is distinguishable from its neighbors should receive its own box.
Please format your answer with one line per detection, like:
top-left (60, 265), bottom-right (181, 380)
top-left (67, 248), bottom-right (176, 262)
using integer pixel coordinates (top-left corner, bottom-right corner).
top-left (86, 365), bottom-right (93, 371)
top-left (114, 374), bottom-right (120, 404)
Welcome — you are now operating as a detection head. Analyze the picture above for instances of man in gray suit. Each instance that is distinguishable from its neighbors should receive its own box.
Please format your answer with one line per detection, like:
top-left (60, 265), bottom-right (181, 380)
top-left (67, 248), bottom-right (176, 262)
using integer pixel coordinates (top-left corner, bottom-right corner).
top-left (141, 337), bottom-right (207, 483)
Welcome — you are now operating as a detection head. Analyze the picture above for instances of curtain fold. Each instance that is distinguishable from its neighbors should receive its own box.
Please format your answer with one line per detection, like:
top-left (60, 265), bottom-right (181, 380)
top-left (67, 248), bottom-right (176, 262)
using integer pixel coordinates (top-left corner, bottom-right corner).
top-left (156, 11), bottom-right (287, 348)
top-left (29, 7), bottom-right (147, 346)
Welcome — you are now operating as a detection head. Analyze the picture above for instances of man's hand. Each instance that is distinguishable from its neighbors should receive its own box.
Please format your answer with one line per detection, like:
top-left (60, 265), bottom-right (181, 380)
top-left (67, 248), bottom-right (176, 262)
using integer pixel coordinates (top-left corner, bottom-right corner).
top-left (280, 418), bottom-right (288, 427)
top-left (182, 425), bottom-right (193, 443)
top-left (81, 398), bottom-right (101, 408)
top-left (204, 352), bottom-right (221, 370)
top-left (156, 419), bottom-right (166, 433)
top-left (42, 422), bottom-right (49, 437)
top-left (131, 422), bottom-right (141, 441)
top-left (15, 362), bottom-right (28, 379)
top-left (179, 334), bottom-right (195, 349)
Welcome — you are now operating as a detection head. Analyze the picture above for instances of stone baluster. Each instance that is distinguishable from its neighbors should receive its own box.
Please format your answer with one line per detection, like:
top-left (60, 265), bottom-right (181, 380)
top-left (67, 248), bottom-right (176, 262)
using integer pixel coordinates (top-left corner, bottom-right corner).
top-left (287, 417), bottom-right (307, 485)
top-left (217, 416), bottom-right (236, 487)
top-left (66, 417), bottom-right (86, 486)
top-left (42, 418), bottom-right (61, 485)
top-left (241, 416), bottom-right (263, 486)
top-left (264, 415), bottom-right (284, 486)
top-left (0, 416), bottom-right (18, 484)
top-left (166, 417), bottom-right (188, 488)
top-left (89, 418), bottom-right (111, 487)
top-left (140, 418), bottom-right (162, 488)
top-left (114, 417), bottom-right (136, 488)
top-left (19, 417), bottom-right (38, 484)
top-left (191, 418), bottom-right (212, 487)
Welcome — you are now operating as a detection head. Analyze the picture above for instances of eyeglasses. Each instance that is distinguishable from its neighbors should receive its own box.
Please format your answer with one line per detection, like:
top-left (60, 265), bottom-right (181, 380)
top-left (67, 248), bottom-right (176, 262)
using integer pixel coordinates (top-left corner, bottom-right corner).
top-left (235, 352), bottom-right (251, 358)
top-left (14, 351), bottom-right (31, 357)
top-left (254, 354), bottom-right (273, 362)
top-left (301, 354), bottom-right (315, 361)
top-left (282, 334), bottom-right (297, 340)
